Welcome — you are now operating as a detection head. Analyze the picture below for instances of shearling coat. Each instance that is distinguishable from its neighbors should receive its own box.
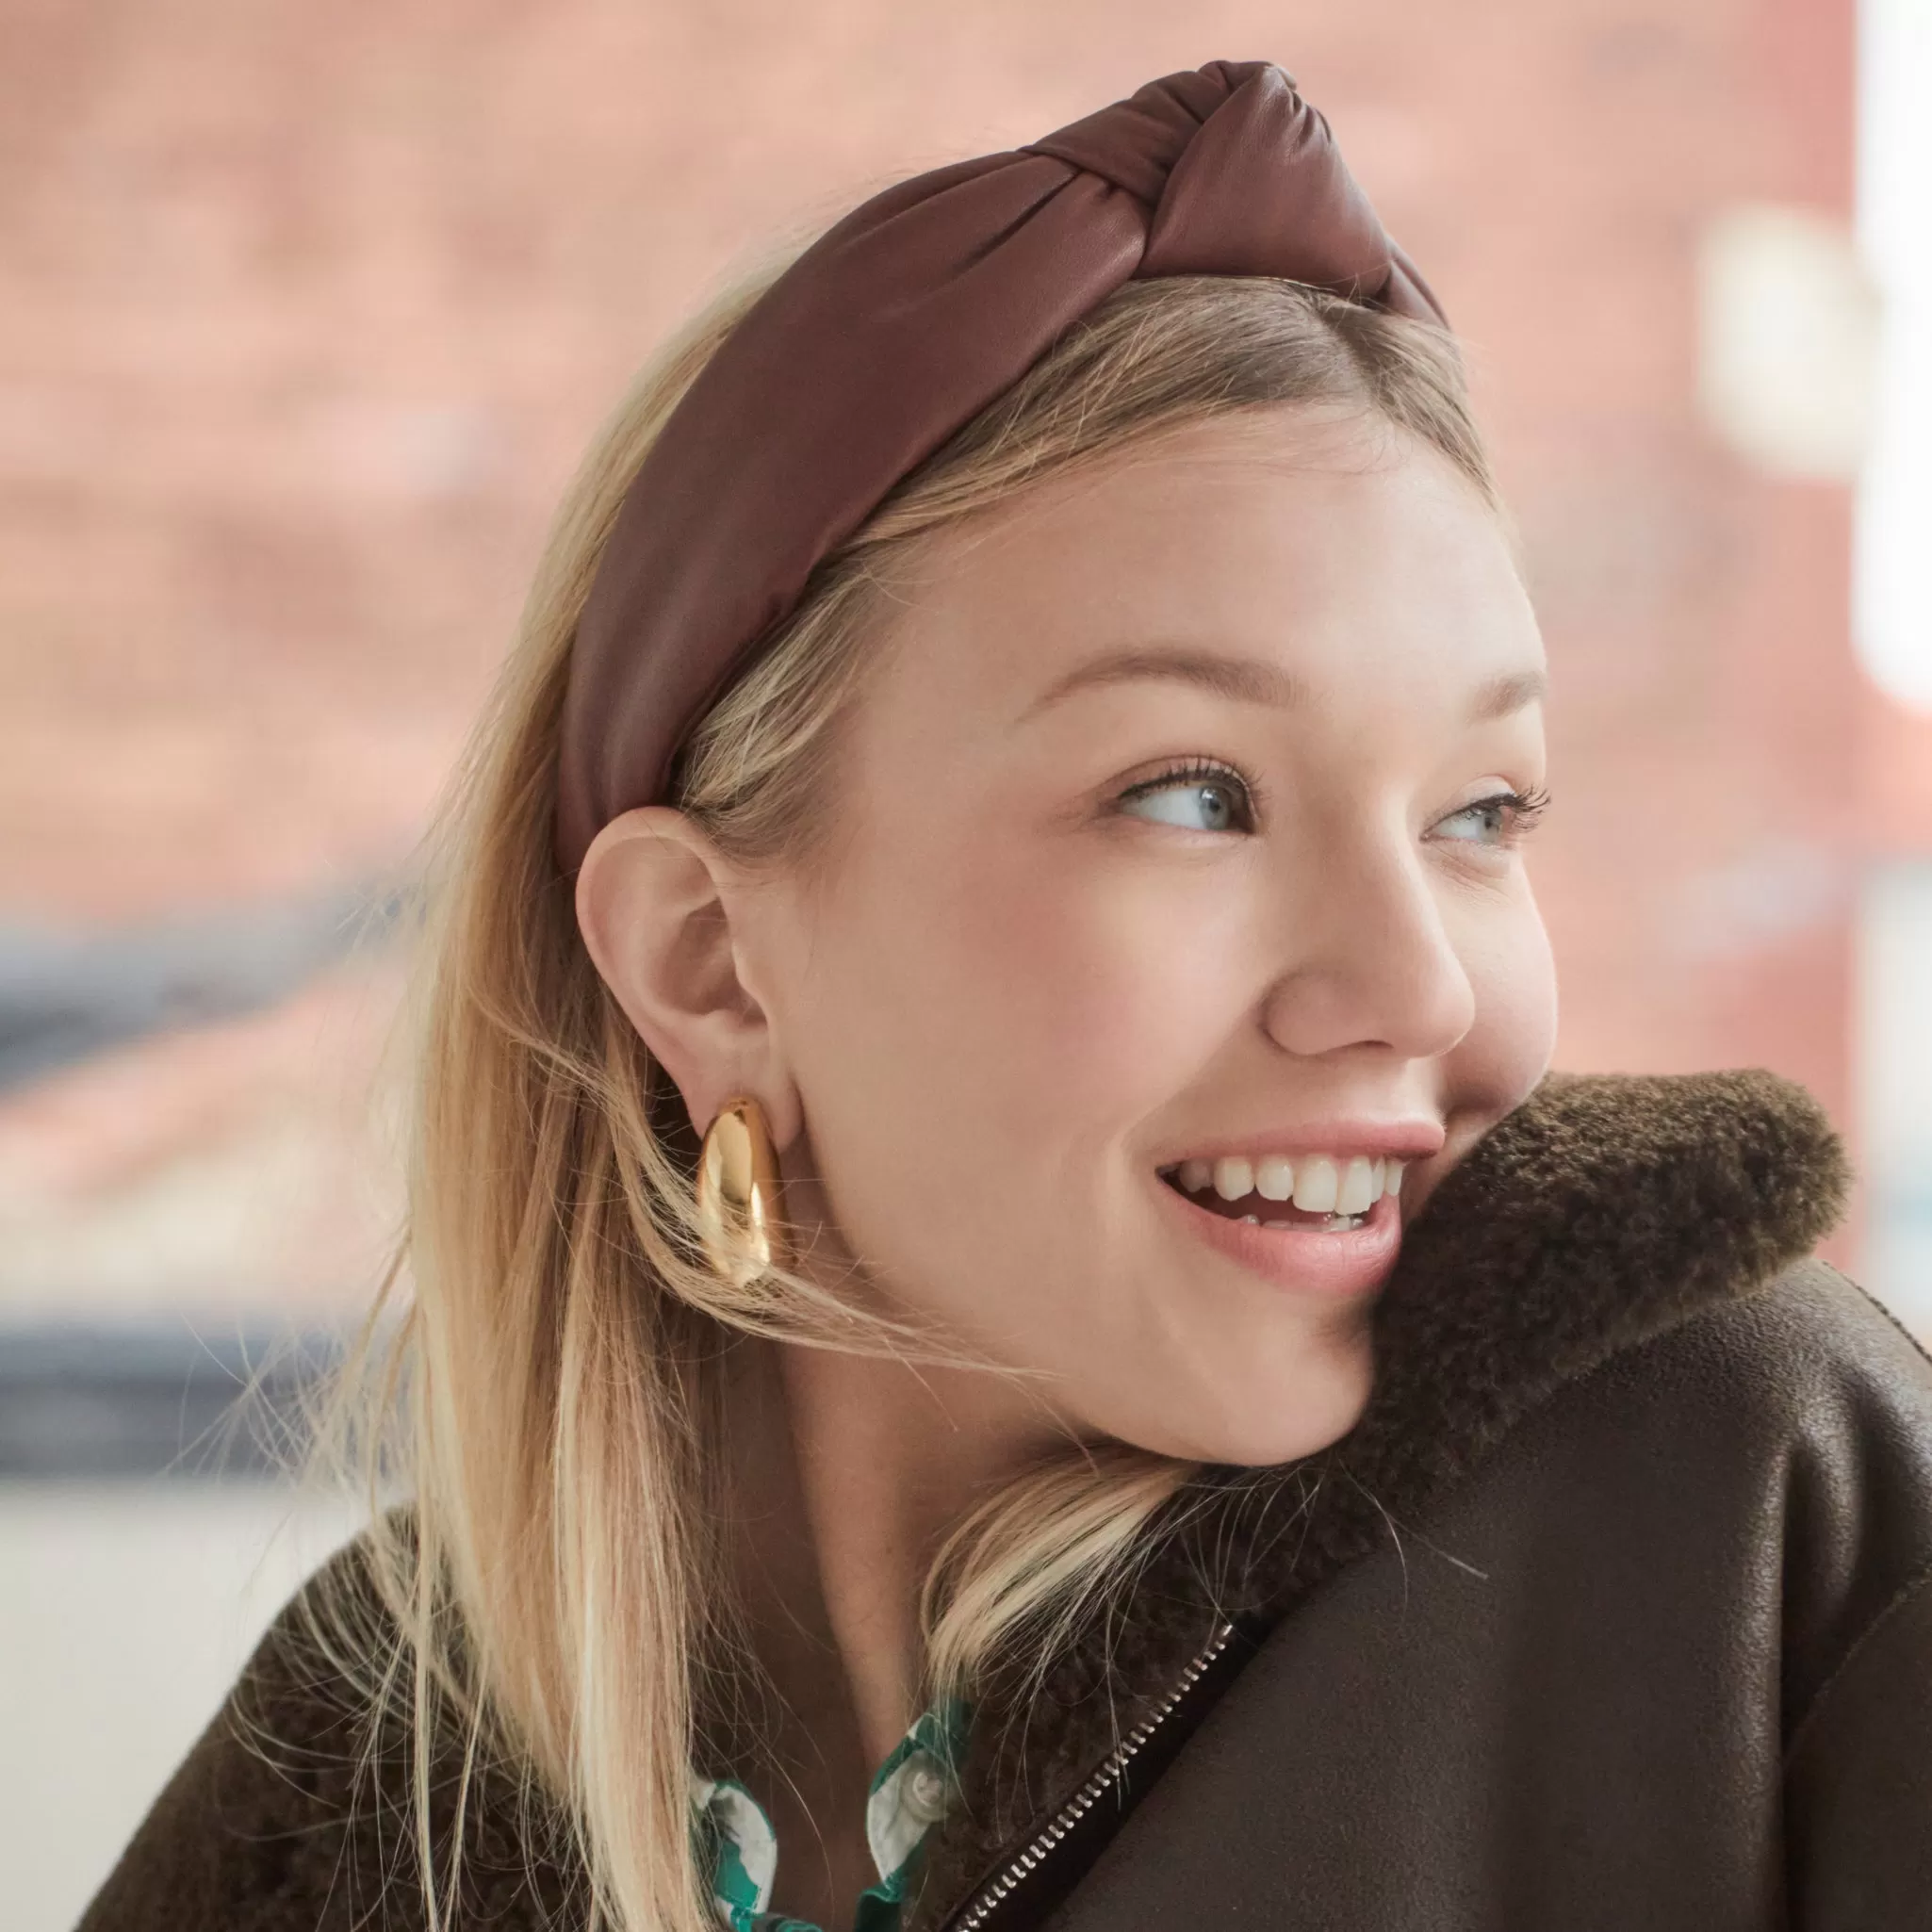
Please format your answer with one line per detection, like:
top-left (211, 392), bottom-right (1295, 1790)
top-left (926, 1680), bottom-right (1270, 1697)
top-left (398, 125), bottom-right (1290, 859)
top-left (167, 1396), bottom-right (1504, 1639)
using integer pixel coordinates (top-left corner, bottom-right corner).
top-left (76, 1069), bottom-right (1932, 1932)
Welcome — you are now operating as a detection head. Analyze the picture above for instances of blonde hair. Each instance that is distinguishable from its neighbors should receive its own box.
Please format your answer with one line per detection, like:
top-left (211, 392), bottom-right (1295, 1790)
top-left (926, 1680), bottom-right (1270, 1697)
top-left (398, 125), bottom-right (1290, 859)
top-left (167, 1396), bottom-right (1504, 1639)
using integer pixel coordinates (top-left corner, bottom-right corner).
top-left (304, 239), bottom-right (1498, 1932)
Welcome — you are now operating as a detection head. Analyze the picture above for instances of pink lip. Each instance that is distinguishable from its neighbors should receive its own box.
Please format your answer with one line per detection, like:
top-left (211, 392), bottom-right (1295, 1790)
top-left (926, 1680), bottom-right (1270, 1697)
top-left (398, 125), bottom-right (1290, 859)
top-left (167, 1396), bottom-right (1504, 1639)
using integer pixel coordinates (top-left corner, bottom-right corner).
top-left (1152, 1169), bottom-right (1405, 1300)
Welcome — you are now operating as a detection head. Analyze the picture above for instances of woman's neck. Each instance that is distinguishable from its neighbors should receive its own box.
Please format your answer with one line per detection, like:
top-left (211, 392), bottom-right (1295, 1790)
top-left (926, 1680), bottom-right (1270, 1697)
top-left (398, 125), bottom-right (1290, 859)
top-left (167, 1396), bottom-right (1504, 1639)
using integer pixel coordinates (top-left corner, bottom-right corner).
top-left (720, 1327), bottom-right (1075, 1771)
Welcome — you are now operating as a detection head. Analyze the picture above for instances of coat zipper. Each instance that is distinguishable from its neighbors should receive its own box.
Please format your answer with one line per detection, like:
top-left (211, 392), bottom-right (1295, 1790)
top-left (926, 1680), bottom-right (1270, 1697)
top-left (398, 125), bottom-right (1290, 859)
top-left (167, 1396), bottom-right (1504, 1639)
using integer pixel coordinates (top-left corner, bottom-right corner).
top-left (941, 1616), bottom-right (1240, 1932)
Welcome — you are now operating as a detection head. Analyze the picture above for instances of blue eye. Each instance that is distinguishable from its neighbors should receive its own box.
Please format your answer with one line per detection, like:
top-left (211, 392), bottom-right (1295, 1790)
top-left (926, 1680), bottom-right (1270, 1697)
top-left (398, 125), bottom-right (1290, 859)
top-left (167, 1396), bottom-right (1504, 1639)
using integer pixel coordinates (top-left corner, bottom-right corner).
top-left (1116, 761), bottom-right (1256, 833)
top-left (1434, 787), bottom-right (1551, 845)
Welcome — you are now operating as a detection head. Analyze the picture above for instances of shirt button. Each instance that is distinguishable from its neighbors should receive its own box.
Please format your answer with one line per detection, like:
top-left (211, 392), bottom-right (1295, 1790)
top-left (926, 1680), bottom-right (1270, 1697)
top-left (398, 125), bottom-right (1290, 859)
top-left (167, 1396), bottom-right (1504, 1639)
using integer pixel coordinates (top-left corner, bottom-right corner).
top-left (901, 1755), bottom-right (950, 1823)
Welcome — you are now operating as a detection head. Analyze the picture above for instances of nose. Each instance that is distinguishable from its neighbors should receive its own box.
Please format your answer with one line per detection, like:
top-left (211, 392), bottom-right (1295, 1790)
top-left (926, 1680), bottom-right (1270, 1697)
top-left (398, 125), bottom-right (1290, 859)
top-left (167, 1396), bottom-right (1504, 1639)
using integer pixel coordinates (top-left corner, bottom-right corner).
top-left (1257, 818), bottom-right (1477, 1062)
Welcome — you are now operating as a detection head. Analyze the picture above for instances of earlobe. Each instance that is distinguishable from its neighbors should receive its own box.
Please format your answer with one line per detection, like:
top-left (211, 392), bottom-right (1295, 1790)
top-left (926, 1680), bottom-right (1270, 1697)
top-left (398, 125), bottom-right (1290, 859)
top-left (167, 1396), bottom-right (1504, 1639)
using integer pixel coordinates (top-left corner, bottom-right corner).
top-left (572, 807), bottom-right (780, 1135)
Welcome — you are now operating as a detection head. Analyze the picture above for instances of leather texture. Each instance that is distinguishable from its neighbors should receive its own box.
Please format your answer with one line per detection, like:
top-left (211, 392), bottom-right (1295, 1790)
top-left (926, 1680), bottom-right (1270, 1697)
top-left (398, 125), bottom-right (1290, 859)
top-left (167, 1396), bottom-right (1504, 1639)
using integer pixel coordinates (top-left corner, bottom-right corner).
top-left (71, 1069), bottom-right (1932, 1932)
top-left (553, 58), bottom-right (1440, 868)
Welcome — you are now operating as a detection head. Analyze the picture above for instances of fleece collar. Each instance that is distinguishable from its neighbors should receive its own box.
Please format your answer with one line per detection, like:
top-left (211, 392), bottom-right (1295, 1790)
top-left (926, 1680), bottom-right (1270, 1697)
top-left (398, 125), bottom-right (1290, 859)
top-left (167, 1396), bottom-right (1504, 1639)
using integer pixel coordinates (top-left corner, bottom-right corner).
top-left (904, 1067), bottom-right (1853, 1931)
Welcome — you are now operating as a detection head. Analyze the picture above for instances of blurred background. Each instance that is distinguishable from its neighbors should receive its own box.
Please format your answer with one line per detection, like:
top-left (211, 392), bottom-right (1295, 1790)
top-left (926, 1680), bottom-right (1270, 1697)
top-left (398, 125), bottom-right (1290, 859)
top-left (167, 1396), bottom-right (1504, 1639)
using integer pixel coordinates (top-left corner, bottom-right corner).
top-left (4, 1), bottom-right (1929, 1924)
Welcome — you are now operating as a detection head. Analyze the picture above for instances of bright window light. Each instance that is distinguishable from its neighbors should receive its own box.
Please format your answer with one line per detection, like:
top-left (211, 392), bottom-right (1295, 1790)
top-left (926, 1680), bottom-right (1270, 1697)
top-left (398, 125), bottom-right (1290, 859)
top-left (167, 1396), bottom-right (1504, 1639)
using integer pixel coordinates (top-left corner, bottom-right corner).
top-left (1855, 0), bottom-right (1932, 712)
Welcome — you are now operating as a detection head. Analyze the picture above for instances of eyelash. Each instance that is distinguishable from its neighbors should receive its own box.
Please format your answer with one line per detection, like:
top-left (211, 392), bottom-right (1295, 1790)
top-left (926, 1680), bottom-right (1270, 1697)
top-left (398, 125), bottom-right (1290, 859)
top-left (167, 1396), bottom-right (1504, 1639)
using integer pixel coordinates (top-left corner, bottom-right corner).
top-left (1115, 759), bottom-right (1553, 845)
top-left (1115, 759), bottom-right (1270, 832)
top-left (1449, 782), bottom-right (1552, 844)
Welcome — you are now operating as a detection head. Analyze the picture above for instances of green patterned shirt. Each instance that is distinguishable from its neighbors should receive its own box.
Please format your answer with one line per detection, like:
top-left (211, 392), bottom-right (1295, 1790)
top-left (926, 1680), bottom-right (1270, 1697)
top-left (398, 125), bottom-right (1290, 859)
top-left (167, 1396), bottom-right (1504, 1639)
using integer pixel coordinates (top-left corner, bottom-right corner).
top-left (692, 1698), bottom-right (972, 1932)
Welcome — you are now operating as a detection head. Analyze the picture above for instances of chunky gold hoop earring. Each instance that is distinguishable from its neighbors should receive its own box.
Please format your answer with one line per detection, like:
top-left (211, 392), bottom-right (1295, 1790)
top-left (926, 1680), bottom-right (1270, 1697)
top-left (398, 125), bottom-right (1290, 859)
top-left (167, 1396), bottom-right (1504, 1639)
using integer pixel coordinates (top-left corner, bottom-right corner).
top-left (696, 1095), bottom-right (788, 1286)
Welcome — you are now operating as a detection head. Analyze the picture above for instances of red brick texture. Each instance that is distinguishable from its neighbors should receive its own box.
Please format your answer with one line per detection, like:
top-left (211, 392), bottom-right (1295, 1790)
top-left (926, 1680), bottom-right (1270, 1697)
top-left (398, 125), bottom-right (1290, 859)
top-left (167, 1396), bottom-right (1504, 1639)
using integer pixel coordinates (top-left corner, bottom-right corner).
top-left (1, 0), bottom-right (1894, 1291)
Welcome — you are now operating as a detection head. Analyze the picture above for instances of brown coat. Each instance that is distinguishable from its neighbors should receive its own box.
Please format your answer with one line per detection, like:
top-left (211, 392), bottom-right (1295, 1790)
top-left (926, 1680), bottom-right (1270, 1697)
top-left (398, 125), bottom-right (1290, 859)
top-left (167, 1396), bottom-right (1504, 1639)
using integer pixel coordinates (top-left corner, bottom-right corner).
top-left (75, 1069), bottom-right (1932, 1932)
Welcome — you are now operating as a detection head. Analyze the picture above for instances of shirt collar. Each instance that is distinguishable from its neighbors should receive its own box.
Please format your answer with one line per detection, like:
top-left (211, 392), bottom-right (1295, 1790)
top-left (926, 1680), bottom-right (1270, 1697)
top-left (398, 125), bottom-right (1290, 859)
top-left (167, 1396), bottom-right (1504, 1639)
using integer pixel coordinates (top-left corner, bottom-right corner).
top-left (694, 1695), bottom-right (973, 1927)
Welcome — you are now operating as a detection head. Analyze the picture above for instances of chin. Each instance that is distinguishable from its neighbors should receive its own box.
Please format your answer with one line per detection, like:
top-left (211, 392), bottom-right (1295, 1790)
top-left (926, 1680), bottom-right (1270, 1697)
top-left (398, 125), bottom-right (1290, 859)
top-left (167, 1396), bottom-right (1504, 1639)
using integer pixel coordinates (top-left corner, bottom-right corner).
top-left (1133, 1349), bottom-right (1375, 1468)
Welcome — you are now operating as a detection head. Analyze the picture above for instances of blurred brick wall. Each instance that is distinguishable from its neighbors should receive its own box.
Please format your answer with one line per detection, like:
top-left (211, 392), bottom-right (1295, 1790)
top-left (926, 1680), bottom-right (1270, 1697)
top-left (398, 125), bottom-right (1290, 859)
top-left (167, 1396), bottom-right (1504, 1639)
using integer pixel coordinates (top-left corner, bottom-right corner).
top-left (1, 0), bottom-right (1896, 1303)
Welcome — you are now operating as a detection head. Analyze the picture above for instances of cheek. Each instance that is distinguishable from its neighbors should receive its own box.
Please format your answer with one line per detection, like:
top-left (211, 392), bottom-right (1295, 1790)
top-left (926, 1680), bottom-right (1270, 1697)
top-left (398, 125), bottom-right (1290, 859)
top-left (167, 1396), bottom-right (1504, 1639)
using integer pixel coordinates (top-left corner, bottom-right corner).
top-left (821, 837), bottom-right (1220, 1185)
top-left (922, 840), bottom-right (1253, 1115)
top-left (782, 836), bottom-right (1378, 1459)
top-left (1449, 885), bottom-right (1561, 1111)
top-left (778, 827), bottom-right (1226, 1284)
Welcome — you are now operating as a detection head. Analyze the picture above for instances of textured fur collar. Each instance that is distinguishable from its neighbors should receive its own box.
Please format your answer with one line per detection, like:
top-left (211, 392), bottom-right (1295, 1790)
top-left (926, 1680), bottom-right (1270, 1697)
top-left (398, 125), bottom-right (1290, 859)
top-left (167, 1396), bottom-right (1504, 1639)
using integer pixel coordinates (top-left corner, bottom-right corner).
top-left (903, 1067), bottom-right (1852, 1931)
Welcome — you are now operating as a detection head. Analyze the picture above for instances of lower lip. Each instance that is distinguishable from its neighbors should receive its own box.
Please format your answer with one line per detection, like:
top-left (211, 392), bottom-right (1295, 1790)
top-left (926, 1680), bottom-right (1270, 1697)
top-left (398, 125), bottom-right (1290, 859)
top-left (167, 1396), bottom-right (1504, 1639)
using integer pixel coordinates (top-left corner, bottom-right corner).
top-left (1154, 1171), bottom-right (1405, 1300)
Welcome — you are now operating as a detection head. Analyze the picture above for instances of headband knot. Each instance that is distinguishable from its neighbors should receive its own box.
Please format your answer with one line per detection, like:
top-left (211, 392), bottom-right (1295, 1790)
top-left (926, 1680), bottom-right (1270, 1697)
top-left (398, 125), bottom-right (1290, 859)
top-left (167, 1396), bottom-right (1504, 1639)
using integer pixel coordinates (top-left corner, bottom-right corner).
top-left (1024, 62), bottom-right (1434, 309)
top-left (555, 58), bottom-right (1445, 870)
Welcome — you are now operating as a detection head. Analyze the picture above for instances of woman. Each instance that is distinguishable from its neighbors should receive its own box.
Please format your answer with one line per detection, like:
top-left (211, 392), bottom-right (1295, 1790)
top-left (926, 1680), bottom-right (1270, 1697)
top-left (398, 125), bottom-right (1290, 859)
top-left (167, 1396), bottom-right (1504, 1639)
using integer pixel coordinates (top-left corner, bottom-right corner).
top-left (78, 58), bottom-right (1932, 1932)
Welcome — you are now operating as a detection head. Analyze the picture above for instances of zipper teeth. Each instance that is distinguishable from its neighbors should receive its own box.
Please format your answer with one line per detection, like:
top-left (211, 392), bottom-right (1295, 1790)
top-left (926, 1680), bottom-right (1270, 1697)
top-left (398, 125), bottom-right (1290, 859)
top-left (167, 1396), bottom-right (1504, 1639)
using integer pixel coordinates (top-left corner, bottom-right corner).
top-left (946, 1618), bottom-right (1238, 1932)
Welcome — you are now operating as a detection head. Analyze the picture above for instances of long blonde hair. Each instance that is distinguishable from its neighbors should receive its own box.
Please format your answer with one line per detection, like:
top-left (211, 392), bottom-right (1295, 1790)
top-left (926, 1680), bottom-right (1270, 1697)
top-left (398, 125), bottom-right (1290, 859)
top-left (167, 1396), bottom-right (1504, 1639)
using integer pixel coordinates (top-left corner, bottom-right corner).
top-left (304, 237), bottom-right (1498, 1932)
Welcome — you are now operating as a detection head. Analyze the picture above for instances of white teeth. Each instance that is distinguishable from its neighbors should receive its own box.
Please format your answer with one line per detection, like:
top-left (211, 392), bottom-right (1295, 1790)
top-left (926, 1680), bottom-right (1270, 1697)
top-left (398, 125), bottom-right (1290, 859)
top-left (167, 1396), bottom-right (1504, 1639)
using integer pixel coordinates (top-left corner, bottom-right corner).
top-left (1291, 1155), bottom-right (1339, 1213)
top-left (1335, 1155), bottom-right (1376, 1216)
top-left (1171, 1151), bottom-right (1413, 1205)
top-left (1213, 1156), bottom-right (1253, 1201)
top-left (1240, 1214), bottom-right (1260, 1225)
top-left (1254, 1155), bottom-right (1295, 1201)
top-left (1262, 1219), bottom-right (1294, 1229)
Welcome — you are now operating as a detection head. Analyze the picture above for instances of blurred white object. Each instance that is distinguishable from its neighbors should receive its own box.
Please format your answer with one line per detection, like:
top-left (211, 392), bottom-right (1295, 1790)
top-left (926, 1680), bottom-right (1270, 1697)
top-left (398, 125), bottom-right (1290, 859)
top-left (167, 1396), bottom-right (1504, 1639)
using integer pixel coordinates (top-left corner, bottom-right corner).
top-left (1858, 860), bottom-right (1932, 1335)
top-left (0, 1485), bottom-right (362, 1932)
top-left (1698, 203), bottom-right (1878, 483)
top-left (1856, 0), bottom-right (1932, 712)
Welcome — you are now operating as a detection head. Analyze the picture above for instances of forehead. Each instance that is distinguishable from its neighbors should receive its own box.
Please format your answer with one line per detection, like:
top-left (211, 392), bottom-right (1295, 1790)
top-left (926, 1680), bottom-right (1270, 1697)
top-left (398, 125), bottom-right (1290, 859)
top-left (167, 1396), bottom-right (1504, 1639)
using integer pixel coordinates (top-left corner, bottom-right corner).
top-left (866, 407), bottom-right (1543, 733)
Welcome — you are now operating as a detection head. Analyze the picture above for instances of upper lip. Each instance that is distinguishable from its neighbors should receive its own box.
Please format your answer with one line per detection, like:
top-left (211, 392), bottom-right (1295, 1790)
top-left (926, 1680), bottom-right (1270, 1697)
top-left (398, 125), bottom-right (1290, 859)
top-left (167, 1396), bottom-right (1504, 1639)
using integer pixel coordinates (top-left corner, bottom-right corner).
top-left (1155, 1120), bottom-right (1446, 1167)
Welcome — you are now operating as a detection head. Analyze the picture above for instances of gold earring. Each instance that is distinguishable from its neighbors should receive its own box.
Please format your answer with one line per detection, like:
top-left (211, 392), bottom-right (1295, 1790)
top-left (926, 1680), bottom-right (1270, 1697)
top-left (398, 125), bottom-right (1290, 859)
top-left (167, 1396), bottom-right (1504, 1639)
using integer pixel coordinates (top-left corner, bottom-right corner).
top-left (696, 1095), bottom-right (788, 1285)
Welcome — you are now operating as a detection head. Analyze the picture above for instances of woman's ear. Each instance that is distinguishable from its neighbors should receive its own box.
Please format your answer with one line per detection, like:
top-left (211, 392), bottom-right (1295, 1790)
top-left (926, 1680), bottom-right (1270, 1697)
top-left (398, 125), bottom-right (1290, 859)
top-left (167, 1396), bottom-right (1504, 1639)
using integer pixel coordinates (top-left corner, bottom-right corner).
top-left (573, 806), bottom-right (798, 1146)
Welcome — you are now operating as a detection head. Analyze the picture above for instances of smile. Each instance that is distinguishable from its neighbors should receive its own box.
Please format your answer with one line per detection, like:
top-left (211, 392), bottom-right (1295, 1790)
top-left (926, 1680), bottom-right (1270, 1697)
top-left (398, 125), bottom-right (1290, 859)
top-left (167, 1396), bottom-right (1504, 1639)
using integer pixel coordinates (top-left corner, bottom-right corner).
top-left (1157, 1152), bottom-right (1404, 1231)
top-left (1153, 1156), bottom-right (1408, 1299)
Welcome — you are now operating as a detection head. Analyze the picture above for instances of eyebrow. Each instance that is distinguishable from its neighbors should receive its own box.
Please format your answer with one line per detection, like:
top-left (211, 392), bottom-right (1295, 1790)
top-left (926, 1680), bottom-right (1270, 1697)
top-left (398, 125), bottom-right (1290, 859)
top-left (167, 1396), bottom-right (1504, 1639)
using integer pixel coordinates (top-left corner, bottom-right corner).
top-left (1012, 646), bottom-right (1547, 728)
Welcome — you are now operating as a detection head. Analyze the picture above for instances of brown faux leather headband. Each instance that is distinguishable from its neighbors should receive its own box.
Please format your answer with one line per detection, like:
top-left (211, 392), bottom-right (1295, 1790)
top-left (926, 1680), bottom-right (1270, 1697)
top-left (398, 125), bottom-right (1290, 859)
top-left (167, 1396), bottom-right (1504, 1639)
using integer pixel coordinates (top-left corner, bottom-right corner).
top-left (553, 57), bottom-right (1446, 871)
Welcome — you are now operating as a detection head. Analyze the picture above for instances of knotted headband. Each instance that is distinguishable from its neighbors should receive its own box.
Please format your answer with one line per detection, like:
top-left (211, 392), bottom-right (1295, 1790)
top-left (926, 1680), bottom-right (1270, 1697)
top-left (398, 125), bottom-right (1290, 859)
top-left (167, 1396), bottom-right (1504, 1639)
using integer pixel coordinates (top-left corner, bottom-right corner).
top-left (554, 57), bottom-right (1446, 871)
